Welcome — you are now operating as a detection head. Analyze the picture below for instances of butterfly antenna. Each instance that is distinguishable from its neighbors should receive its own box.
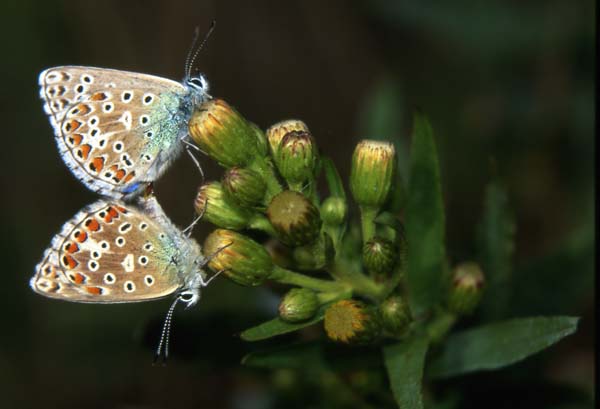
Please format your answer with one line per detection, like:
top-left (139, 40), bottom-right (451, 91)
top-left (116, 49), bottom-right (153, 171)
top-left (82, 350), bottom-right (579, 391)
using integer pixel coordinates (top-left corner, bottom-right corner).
top-left (185, 20), bottom-right (216, 79)
top-left (153, 296), bottom-right (180, 365)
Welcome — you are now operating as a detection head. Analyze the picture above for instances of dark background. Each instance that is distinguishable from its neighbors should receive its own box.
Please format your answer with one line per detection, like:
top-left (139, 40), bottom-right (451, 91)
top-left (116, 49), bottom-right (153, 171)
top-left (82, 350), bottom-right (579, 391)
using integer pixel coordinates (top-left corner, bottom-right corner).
top-left (0, 1), bottom-right (594, 408)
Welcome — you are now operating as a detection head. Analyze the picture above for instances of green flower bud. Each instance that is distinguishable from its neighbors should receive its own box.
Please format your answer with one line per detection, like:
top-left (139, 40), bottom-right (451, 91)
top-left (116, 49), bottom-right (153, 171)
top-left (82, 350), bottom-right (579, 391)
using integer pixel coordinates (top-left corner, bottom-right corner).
top-left (320, 197), bottom-right (347, 226)
top-left (266, 119), bottom-right (309, 158)
top-left (324, 300), bottom-right (382, 345)
top-left (379, 295), bottom-right (412, 335)
top-left (362, 237), bottom-right (398, 281)
top-left (447, 262), bottom-right (485, 315)
top-left (188, 99), bottom-right (260, 167)
top-left (203, 229), bottom-right (274, 286)
top-left (279, 288), bottom-right (320, 322)
top-left (350, 140), bottom-right (396, 208)
top-left (274, 130), bottom-right (318, 187)
top-left (292, 233), bottom-right (334, 271)
top-left (194, 182), bottom-right (252, 229)
top-left (222, 167), bottom-right (267, 207)
top-left (267, 190), bottom-right (322, 246)
top-left (250, 122), bottom-right (269, 157)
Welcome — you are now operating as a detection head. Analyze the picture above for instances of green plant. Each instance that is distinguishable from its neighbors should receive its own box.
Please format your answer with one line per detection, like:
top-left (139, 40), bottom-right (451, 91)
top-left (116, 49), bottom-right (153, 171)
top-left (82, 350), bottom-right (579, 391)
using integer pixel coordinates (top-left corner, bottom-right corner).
top-left (189, 98), bottom-right (578, 408)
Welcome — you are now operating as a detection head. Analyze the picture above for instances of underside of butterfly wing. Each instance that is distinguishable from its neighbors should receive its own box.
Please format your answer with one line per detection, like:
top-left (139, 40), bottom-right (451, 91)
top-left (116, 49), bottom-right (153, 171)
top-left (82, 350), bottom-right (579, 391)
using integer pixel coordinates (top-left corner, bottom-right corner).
top-left (31, 199), bottom-right (183, 303)
top-left (39, 66), bottom-right (193, 199)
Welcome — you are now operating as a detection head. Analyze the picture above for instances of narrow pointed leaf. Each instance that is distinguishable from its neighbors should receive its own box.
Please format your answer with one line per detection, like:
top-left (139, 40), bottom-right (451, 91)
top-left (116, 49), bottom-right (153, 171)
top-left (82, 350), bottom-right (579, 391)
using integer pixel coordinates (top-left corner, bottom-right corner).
top-left (383, 336), bottom-right (429, 409)
top-left (405, 113), bottom-right (446, 316)
top-left (322, 157), bottom-right (346, 199)
top-left (240, 303), bottom-right (329, 341)
top-left (477, 180), bottom-right (515, 319)
top-left (428, 316), bottom-right (579, 378)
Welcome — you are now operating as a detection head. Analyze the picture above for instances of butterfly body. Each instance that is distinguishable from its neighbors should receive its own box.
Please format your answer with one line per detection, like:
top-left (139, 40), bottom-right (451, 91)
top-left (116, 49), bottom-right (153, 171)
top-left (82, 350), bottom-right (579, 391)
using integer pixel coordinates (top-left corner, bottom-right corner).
top-left (30, 195), bottom-right (207, 306)
top-left (39, 66), bottom-right (209, 199)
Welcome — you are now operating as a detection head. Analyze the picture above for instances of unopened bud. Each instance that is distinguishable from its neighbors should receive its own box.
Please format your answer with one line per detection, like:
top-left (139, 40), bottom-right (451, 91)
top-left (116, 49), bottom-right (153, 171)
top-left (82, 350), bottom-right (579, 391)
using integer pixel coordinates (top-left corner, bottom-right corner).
top-left (379, 295), bottom-right (411, 335)
top-left (266, 120), bottom-right (309, 158)
top-left (324, 300), bottom-right (382, 345)
top-left (195, 182), bottom-right (253, 229)
top-left (274, 130), bottom-right (318, 186)
top-left (279, 288), bottom-right (320, 322)
top-left (362, 237), bottom-right (398, 280)
top-left (350, 140), bottom-right (396, 208)
top-left (447, 262), bottom-right (485, 315)
top-left (203, 229), bottom-right (274, 286)
top-left (222, 167), bottom-right (267, 208)
top-left (267, 190), bottom-right (322, 246)
top-left (189, 99), bottom-right (261, 167)
top-left (320, 197), bottom-right (347, 226)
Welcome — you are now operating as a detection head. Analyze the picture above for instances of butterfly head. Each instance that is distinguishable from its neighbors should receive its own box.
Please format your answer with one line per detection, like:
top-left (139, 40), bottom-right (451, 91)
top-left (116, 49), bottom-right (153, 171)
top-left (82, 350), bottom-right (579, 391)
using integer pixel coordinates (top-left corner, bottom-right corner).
top-left (186, 74), bottom-right (209, 94)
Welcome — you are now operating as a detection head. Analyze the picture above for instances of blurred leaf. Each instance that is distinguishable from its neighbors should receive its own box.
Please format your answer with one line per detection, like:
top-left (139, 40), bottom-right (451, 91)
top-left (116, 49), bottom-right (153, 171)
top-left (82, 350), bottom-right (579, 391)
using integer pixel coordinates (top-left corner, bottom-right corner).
top-left (242, 341), bottom-right (325, 369)
top-left (510, 222), bottom-right (594, 316)
top-left (428, 316), bottom-right (579, 379)
top-left (477, 180), bottom-right (515, 320)
top-left (240, 303), bottom-right (329, 341)
top-left (383, 336), bottom-right (429, 409)
top-left (322, 156), bottom-right (346, 199)
top-left (405, 113), bottom-right (446, 316)
top-left (358, 77), bottom-right (409, 212)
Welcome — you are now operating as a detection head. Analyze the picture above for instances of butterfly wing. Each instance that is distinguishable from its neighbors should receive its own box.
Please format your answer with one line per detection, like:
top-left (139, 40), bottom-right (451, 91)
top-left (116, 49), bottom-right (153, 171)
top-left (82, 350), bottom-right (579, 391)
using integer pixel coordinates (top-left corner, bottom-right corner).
top-left (31, 199), bottom-right (183, 303)
top-left (39, 66), bottom-right (192, 199)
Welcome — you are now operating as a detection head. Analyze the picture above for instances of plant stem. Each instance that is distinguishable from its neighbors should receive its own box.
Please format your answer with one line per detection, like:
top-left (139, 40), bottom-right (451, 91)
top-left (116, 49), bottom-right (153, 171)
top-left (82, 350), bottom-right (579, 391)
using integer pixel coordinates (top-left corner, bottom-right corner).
top-left (317, 288), bottom-right (353, 304)
top-left (270, 265), bottom-right (349, 293)
top-left (426, 310), bottom-right (457, 344)
top-left (248, 214), bottom-right (276, 236)
top-left (359, 205), bottom-right (378, 244)
top-left (328, 261), bottom-right (386, 301)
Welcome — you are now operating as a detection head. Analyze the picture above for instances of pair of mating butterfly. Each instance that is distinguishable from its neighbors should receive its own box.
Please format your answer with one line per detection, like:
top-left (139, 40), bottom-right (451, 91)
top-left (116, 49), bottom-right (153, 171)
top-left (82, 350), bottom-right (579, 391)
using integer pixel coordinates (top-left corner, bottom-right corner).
top-left (30, 25), bottom-right (221, 359)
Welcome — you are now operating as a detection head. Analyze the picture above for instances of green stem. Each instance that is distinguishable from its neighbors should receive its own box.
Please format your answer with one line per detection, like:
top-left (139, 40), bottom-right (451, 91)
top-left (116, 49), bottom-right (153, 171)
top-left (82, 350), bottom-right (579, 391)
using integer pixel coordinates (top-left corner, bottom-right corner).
top-left (317, 289), bottom-right (353, 304)
top-left (359, 205), bottom-right (378, 244)
top-left (426, 310), bottom-right (457, 344)
top-left (270, 265), bottom-right (349, 293)
top-left (328, 261), bottom-right (386, 301)
top-left (248, 214), bottom-right (276, 236)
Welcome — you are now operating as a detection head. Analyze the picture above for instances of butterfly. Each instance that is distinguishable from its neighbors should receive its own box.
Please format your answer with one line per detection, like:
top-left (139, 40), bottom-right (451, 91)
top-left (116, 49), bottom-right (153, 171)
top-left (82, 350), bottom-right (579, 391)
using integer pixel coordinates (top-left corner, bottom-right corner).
top-left (30, 193), bottom-right (211, 305)
top-left (37, 25), bottom-right (214, 200)
top-left (30, 192), bottom-right (218, 359)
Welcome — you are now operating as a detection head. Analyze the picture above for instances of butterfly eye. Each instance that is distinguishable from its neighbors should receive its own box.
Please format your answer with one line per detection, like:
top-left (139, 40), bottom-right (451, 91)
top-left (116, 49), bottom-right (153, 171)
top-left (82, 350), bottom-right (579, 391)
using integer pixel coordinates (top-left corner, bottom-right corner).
top-left (187, 76), bottom-right (208, 92)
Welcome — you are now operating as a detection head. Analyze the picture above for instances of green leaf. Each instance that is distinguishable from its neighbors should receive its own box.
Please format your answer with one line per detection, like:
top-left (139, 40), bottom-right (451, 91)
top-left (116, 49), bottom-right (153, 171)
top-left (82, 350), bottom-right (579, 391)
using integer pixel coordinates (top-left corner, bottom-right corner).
top-left (427, 316), bottom-right (579, 379)
top-left (477, 180), bottom-right (515, 320)
top-left (242, 341), bottom-right (325, 369)
top-left (405, 112), bottom-right (446, 316)
top-left (383, 336), bottom-right (429, 409)
top-left (322, 157), bottom-right (346, 199)
top-left (240, 303), bottom-right (329, 341)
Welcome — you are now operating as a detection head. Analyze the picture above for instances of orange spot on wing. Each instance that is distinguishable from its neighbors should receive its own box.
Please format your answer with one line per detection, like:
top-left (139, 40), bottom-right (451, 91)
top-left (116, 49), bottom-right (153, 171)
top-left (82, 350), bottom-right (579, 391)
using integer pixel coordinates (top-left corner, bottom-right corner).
top-left (91, 157), bottom-right (105, 172)
top-left (85, 286), bottom-right (103, 295)
top-left (62, 255), bottom-right (78, 269)
top-left (70, 133), bottom-right (83, 146)
top-left (68, 120), bottom-right (81, 132)
top-left (79, 144), bottom-right (92, 160)
top-left (114, 169), bottom-right (126, 182)
top-left (90, 92), bottom-right (108, 101)
top-left (115, 205), bottom-right (128, 214)
top-left (65, 242), bottom-right (79, 253)
top-left (77, 104), bottom-right (91, 115)
top-left (104, 206), bottom-right (119, 223)
top-left (73, 273), bottom-right (86, 284)
top-left (74, 231), bottom-right (88, 243)
top-left (85, 218), bottom-right (100, 231)
top-left (124, 171), bottom-right (136, 183)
